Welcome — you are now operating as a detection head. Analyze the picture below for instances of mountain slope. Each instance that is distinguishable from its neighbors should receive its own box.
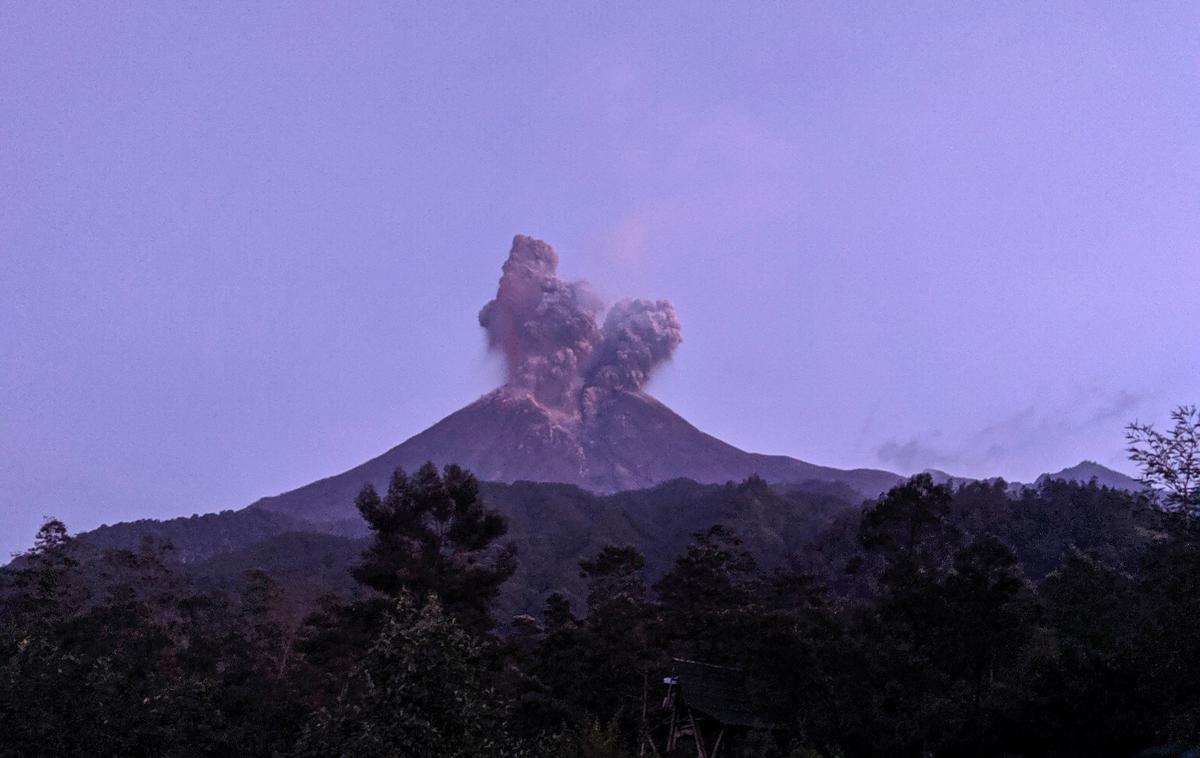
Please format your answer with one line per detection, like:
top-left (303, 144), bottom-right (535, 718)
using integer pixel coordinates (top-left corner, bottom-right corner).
top-left (68, 474), bottom-right (1155, 620)
top-left (250, 387), bottom-right (901, 523)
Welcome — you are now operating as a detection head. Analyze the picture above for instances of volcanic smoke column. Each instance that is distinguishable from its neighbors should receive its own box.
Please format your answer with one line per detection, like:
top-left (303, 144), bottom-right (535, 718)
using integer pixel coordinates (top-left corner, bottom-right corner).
top-left (478, 236), bottom-right (603, 409)
top-left (478, 235), bottom-right (682, 412)
top-left (587, 298), bottom-right (683, 392)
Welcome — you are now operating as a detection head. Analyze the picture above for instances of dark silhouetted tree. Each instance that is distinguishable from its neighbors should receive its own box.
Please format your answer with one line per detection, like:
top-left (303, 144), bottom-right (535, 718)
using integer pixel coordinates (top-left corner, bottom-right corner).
top-left (295, 594), bottom-right (511, 758)
top-left (655, 524), bottom-right (757, 663)
top-left (572, 546), bottom-right (659, 747)
top-left (352, 462), bottom-right (517, 635)
top-left (1127, 404), bottom-right (1200, 516)
top-left (859, 473), bottom-right (960, 586)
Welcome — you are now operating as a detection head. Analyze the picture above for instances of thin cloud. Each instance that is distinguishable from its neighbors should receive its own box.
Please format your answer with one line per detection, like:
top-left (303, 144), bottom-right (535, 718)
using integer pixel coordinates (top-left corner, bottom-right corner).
top-left (874, 389), bottom-right (1143, 476)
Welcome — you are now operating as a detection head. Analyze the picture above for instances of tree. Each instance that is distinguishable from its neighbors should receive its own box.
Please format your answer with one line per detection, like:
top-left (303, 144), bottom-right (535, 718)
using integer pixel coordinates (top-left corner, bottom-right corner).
top-left (655, 525), bottom-right (757, 663)
top-left (743, 572), bottom-right (843, 749)
top-left (570, 546), bottom-right (659, 746)
top-left (295, 594), bottom-right (512, 758)
top-left (1127, 404), bottom-right (1200, 516)
top-left (511, 594), bottom-right (585, 735)
top-left (850, 478), bottom-right (967, 755)
top-left (0, 524), bottom-right (239, 758)
top-left (937, 537), bottom-right (1034, 754)
top-left (297, 463), bottom-right (518, 709)
top-left (352, 462), bottom-right (517, 635)
top-left (859, 474), bottom-right (960, 586)
top-left (1127, 518), bottom-right (1200, 744)
top-left (3, 519), bottom-right (86, 630)
top-left (1029, 551), bottom-right (1148, 755)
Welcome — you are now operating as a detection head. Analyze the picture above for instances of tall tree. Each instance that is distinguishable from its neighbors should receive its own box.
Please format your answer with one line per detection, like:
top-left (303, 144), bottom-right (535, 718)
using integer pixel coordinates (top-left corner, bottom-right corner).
top-left (3, 519), bottom-right (86, 630)
top-left (938, 536), bottom-right (1034, 754)
top-left (655, 525), bottom-right (757, 663)
top-left (295, 594), bottom-right (512, 758)
top-left (852, 477), bottom-right (962, 756)
top-left (859, 473), bottom-right (960, 586)
top-left (576, 546), bottom-right (659, 745)
top-left (352, 462), bottom-right (517, 635)
top-left (1030, 551), bottom-right (1148, 755)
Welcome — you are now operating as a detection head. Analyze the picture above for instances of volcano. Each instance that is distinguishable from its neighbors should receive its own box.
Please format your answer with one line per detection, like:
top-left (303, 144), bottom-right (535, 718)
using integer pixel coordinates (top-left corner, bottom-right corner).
top-left (252, 236), bottom-right (901, 524)
top-left (251, 385), bottom-right (902, 523)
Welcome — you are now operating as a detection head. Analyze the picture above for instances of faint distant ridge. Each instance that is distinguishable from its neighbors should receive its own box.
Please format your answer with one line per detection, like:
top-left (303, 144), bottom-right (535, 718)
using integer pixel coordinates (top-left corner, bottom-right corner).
top-left (922, 461), bottom-right (1144, 494)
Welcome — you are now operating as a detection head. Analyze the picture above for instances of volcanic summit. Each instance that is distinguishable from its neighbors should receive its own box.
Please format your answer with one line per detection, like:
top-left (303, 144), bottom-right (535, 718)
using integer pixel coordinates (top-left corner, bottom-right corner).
top-left (253, 236), bottom-right (900, 523)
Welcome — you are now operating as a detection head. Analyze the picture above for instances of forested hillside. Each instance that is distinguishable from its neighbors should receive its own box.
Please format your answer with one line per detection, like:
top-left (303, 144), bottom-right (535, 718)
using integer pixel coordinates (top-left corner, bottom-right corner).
top-left (3, 464), bottom-right (1196, 756)
top-left (66, 471), bottom-right (1156, 620)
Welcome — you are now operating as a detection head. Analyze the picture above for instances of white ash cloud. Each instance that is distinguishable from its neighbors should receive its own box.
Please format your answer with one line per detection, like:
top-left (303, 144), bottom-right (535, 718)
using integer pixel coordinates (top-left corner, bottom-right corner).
top-left (479, 235), bottom-right (681, 410)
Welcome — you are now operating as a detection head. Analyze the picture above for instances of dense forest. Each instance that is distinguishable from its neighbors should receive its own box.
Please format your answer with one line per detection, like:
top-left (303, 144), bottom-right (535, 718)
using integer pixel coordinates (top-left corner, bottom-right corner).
top-left (3, 461), bottom-right (1200, 757)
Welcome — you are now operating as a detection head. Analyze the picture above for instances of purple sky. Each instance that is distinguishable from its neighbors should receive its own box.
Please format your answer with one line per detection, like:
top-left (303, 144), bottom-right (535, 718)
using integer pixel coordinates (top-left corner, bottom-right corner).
top-left (3, 3), bottom-right (1199, 557)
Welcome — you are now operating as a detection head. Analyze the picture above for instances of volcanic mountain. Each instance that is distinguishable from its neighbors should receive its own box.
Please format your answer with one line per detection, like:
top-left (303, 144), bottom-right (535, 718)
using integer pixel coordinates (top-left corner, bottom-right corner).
top-left (251, 385), bottom-right (902, 524)
top-left (65, 235), bottom-right (1144, 599)
top-left (251, 235), bottom-right (901, 524)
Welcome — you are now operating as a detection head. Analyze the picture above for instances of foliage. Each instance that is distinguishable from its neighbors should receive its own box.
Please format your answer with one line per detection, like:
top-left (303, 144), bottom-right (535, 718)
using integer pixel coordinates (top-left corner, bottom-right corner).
top-left (858, 473), bottom-right (960, 582)
top-left (6, 465), bottom-right (1200, 757)
top-left (352, 462), bottom-right (516, 634)
top-left (656, 524), bottom-right (759, 662)
top-left (295, 594), bottom-right (509, 758)
top-left (0, 529), bottom-right (304, 757)
top-left (1127, 404), bottom-right (1200, 515)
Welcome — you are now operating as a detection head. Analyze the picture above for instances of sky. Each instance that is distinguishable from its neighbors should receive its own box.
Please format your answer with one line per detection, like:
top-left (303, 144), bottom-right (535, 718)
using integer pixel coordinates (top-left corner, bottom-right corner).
top-left (3, 2), bottom-right (1199, 558)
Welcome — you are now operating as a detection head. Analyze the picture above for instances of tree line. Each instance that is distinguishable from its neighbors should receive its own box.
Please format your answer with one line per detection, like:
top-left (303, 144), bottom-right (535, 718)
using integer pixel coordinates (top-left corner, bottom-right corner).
top-left (3, 453), bottom-right (1200, 756)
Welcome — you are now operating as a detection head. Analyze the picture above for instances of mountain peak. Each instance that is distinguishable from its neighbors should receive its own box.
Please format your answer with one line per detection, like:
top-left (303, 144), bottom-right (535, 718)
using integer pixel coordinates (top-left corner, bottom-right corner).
top-left (1036, 460), bottom-right (1144, 491)
top-left (252, 384), bottom-right (902, 523)
top-left (242, 236), bottom-right (906, 523)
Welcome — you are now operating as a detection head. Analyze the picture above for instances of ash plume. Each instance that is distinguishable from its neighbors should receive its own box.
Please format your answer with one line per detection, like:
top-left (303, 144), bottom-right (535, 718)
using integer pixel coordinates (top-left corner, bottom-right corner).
top-left (479, 235), bottom-right (681, 411)
top-left (588, 298), bottom-right (683, 392)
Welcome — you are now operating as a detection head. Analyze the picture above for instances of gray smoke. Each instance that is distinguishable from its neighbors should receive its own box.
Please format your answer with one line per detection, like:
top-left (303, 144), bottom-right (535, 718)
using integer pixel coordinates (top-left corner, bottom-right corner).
top-left (479, 235), bottom-right (681, 411)
top-left (478, 236), bottom-right (603, 408)
top-left (588, 298), bottom-right (683, 392)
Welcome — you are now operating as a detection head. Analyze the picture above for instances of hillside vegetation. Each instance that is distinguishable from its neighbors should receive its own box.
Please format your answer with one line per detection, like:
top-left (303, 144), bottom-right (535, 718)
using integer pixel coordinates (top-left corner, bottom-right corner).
top-left (4, 465), bottom-right (1193, 755)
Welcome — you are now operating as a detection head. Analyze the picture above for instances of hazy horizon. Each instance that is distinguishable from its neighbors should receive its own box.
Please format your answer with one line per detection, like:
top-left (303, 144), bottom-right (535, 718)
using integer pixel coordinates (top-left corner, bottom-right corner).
top-left (4, 3), bottom-right (1199, 556)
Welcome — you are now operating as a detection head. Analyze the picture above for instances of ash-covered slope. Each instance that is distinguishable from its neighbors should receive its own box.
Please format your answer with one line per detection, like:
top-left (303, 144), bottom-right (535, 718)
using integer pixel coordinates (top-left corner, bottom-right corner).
top-left (251, 386), bottom-right (901, 523)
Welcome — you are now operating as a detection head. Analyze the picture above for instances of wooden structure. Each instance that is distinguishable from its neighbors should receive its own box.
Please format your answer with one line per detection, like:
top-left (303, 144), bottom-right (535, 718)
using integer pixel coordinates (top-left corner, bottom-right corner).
top-left (658, 658), bottom-right (772, 758)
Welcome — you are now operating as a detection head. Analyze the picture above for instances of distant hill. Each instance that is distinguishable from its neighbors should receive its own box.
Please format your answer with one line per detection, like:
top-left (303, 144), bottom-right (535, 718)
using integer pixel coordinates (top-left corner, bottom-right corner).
top-left (1036, 460), bottom-right (1145, 492)
top-left (81, 508), bottom-right (314, 563)
top-left (920, 461), bottom-right (1143, 496)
